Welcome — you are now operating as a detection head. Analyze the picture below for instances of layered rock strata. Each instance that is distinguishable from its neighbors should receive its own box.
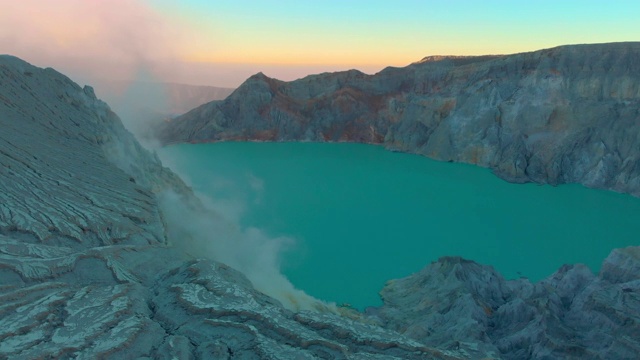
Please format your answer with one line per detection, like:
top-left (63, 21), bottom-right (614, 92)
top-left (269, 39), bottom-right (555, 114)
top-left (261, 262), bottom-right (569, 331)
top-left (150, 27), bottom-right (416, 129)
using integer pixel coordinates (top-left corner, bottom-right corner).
top-left (0, 56), bottom-right (460, 359)
top-left (158, 42), bottom-right (640, 196)
top-left (2, 53), bottom-right (640, 359)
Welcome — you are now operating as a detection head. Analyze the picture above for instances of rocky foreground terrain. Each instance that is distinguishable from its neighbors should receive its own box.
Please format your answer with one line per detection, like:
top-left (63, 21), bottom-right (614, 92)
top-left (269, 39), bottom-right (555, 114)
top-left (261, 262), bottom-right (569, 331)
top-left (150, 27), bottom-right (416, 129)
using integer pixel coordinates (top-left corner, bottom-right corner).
top-left (1, 53), bottom-right (639, 359)
top-left (158, 42), bottom-right (640, 197)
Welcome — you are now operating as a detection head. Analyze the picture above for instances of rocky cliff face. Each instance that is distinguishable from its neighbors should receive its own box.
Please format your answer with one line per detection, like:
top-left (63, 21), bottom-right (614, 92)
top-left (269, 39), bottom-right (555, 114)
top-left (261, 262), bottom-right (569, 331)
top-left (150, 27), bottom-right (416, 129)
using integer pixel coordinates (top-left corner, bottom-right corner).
top-left (158, 42), bottom-right (640, 196)
top-left (0, 55), bottom-right (461, 359)
top-left (3, 54), bottom-right (640, 359)
top-left (90, 80), bottom-right (235, 142)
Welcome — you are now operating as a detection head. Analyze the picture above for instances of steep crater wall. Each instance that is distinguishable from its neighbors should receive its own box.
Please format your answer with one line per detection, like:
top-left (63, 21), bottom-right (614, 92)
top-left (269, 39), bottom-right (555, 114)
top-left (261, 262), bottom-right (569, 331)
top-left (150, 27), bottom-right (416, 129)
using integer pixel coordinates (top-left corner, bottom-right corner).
top-left (158, 42), bottom-right (640, 196)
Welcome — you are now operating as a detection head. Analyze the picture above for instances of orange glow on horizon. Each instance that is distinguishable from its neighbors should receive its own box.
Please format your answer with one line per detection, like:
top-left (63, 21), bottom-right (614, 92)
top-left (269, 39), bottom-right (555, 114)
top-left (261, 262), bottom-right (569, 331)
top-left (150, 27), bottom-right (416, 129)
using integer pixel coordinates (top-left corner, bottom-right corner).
top-left (181, 52), bottom-right (419, 68)
top-left (3, 0), bottom-right (639, 88)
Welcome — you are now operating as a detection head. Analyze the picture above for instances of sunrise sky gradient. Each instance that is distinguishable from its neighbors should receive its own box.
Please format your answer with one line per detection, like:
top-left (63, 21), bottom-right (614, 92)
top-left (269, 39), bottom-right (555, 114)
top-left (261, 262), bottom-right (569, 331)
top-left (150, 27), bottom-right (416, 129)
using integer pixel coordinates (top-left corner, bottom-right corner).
top-left (1, 0), bottom-right (639, 87)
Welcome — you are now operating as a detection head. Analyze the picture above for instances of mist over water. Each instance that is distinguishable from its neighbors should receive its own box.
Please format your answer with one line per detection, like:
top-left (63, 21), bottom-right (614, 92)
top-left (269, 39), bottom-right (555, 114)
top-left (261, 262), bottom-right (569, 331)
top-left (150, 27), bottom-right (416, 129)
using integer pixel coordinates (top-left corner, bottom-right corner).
top-left (159, 142), bottom-right (640, 310)
top-left (156, 190), bottom-right (330, 311)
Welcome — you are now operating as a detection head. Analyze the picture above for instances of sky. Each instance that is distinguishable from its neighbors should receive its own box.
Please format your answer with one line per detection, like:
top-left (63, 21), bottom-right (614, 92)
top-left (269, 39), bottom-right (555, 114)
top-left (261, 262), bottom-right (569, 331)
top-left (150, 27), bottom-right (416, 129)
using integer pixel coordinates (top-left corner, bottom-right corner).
top-left (1, 0), bottom-right (639, 87)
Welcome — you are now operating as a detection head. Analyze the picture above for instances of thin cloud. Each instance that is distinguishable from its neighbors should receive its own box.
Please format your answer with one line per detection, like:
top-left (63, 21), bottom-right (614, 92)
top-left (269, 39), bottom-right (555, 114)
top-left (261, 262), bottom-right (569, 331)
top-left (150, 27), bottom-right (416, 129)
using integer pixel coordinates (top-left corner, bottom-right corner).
top-left (0, 0), bottom-right (190, 82)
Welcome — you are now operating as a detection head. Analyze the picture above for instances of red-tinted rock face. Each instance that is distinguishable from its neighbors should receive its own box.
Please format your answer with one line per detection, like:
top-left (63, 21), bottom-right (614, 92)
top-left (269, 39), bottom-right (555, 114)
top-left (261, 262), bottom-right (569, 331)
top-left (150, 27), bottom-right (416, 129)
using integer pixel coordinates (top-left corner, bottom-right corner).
top-left (158, 42), bottom-right (640, 197)
top-left (5, 53), bottom-right (640, 360)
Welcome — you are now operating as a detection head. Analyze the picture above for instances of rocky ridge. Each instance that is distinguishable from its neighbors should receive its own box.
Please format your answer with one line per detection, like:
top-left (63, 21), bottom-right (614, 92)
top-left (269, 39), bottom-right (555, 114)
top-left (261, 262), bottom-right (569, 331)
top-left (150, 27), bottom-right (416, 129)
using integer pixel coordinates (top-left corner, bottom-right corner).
top-left (372, 251), bottom-right (640, 359)
top-left (0, 55), bottom-right (462, 359)
top-left (2, 54), bottom-right (640, 359)
top-left (158, 42), bottom-right (640, 197)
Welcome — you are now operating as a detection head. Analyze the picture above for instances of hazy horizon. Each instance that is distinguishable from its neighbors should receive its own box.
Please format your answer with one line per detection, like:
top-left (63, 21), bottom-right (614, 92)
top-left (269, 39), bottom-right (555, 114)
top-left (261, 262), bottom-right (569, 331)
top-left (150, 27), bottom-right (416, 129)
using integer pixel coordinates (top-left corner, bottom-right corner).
top-left (2, 0), bottom-right (639, 88)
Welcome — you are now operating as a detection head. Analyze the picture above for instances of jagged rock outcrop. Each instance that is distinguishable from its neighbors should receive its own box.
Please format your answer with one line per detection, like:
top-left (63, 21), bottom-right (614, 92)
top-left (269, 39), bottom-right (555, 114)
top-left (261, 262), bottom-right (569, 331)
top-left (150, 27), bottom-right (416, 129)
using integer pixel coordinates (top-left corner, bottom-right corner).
top-left (158, 42), bottom-right (640, 196)
top-left (0, 55), bottom-right (188, 247)
top-left (369, 249), bottom-right (640, 359)
top-left (0, 56), bottom-right (461, 359)
top-left (3, 53), bottom-right (640, 359)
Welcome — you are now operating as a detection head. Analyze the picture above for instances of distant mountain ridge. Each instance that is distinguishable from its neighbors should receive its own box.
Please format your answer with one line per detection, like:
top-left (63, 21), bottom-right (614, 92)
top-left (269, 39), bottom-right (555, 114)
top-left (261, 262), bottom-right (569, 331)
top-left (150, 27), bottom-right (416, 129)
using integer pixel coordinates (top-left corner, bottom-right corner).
top-left (158, 42), bottom-right (640, 196)
top-left (93, 80), bottom-right (235, 116)
top-left (414, 54), bottom-right (502, 64)
top-left (89, 80), bottom-right (235, 140)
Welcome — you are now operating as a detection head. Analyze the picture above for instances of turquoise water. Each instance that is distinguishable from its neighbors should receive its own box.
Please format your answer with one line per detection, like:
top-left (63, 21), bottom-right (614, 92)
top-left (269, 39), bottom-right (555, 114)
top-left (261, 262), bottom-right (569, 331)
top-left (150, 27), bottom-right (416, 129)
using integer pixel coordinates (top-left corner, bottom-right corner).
top-left (159, 142), bottom-right (640, 310)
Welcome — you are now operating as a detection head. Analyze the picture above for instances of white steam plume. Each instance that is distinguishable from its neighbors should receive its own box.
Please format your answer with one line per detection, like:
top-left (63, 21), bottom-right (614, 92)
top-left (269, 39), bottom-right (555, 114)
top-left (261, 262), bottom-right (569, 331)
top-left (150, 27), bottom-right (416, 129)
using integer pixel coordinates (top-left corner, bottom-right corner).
top-left (158, 190), bottom-right (336, 312)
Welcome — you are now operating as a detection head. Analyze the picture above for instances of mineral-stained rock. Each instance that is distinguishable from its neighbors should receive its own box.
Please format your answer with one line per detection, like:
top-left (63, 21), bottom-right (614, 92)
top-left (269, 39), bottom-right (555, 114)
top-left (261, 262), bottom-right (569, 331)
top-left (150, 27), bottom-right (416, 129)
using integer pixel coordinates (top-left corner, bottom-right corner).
top-left (158, 42), bottom-right (640, 197)
top-left (0, 55), bottom-right (461, 359)
top-left (151, 260), bottom-right (461, 359)
top-left (0, 55), bottom-right (189, 247)
top-left (2, 53), bottom-right (639, 359)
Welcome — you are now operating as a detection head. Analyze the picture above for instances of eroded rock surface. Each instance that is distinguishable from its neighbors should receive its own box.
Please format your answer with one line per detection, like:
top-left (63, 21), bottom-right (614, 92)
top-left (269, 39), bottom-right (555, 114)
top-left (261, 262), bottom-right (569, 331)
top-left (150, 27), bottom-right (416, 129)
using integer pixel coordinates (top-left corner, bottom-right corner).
top-left (370, 251), bottom-right (640, 359)
top-left (2, 54), bottom-right (639, 359)
top-left (0, 55), bottom-right (461, 359)
top-left (158, 42), bottom-right (640, 196)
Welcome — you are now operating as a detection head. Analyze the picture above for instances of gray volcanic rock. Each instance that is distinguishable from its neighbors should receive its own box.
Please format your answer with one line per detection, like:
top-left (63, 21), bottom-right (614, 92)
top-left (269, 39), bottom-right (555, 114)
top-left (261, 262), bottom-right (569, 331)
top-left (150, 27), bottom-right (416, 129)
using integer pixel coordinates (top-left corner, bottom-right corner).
top-left (3, 53), bottom-right (640, 359)
top-left (371, 252), bottom-right (640, 359)
top-left (0, 55), bottom-right (188, 247)
top-left (93, 80), bottom-right (235, 116)
top-left (0, 55), bottom-right (462, 359)
top-left (158, 42), bottom-right (640, 196)
top-left (151, 260), bottom-right (459, 359)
